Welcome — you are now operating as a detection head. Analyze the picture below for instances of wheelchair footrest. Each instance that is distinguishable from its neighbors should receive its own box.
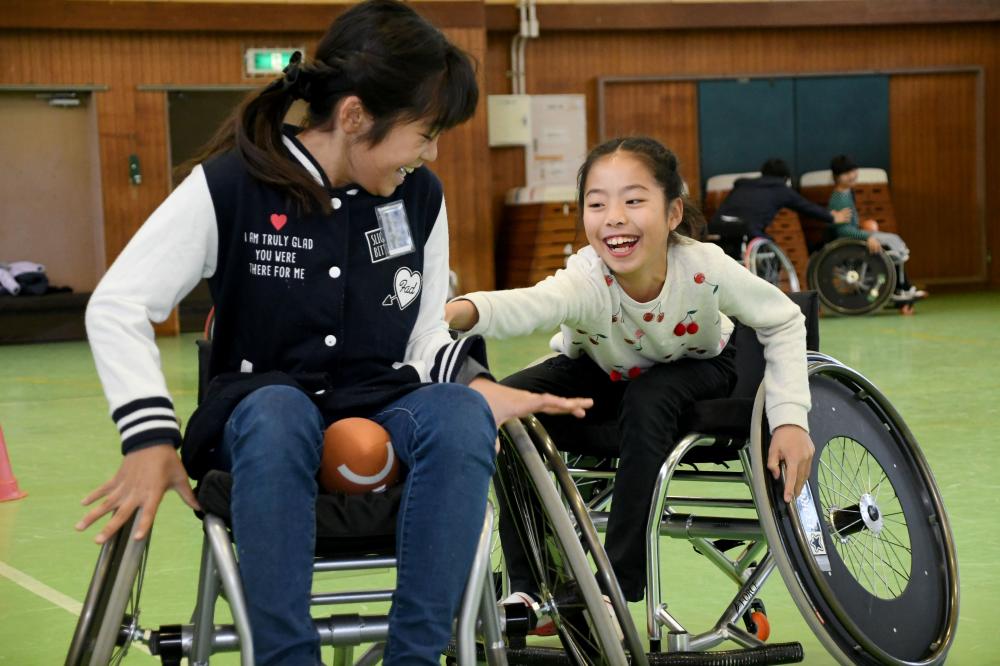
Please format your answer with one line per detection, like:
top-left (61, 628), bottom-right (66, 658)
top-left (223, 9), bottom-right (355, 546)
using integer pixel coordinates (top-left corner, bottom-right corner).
top-left (445, 643), bottom-right (577, 665)
top-left (646, 642), bottom-right (803, 665)
top-left (444, 642), bottom-right (803, 665)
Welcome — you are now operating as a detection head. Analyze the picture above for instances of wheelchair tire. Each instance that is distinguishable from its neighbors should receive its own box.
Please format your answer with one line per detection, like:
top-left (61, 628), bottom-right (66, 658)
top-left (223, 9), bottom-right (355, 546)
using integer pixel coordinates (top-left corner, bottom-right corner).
top-left (806, 239), bottom-right (896, 316)
top-left (66, 511), bottom-right (150, 666)
top-left (496, 418), bottom-right (633, 666)
top-left (750, 361), bottom-right (959, 665)
top-left (744, 238), bottom-right (800, 293)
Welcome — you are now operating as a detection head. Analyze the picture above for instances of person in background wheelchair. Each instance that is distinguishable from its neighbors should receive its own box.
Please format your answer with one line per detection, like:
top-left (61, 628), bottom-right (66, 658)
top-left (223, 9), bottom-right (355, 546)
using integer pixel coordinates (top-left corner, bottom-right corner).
top-left (828, 154), bottom-right (927, 315)
top-left (446, 136), bottom-right (814, 614)
top-left (709, 158), bottom-right (851, 261)
top-left (76, 2), bottom-right (591, 664)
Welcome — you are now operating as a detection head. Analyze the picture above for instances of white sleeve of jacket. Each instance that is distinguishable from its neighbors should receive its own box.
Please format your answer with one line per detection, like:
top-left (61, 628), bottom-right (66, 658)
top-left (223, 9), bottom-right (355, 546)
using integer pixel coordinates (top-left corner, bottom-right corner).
top-left (713, 244), bottom-right (810, 432)
top-left (86, 166), bottom-right (218, 454)
top-left (404, 198), bottom-right (490, 384)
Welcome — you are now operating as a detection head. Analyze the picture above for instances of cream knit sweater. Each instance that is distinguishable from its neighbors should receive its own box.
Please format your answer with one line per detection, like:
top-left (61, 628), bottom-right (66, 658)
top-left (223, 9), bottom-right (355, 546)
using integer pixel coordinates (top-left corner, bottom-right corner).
top-left (460, 239), bottom-right (810, 432)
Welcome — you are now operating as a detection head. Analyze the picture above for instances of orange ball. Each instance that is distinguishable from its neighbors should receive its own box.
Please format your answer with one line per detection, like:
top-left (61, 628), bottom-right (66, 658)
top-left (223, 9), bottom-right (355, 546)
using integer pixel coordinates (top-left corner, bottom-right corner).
top-left (320, 418), bottom-right (401, 495)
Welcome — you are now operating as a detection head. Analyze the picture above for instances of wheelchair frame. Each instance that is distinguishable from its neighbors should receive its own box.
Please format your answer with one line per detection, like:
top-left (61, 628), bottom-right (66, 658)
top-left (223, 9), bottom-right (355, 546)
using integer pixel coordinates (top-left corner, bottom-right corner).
top-left (66, 502), bottom-right (506, 666)
top-left (549, 350), bottom-right (959, 665)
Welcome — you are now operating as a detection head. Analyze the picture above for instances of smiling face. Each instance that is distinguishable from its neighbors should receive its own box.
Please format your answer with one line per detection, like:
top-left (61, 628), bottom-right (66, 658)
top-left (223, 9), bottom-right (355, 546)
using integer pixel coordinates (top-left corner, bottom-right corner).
top-left (582, 151), bottom-right (683, 298)
top-left (347, 115), bottom-right (440, 197)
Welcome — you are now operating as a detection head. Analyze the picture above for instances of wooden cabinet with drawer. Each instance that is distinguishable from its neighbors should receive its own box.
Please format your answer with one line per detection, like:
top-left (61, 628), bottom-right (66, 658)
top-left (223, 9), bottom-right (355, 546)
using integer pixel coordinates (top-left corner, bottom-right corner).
top-left (499, 201), bottom-right (586, 288)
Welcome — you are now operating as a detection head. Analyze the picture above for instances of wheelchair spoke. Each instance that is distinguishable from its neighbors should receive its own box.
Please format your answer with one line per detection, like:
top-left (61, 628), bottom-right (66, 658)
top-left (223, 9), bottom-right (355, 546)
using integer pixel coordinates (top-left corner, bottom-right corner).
top-left (833, 438), bottom-right (866, 498)
top-left (819, 460), bottom-right (862, 505)
top-left (864, 532), bottom-right (910, 582)
top-left (494, 431), bottom-right (613, 664)
top-left (871, 470), bottom-right (889, 502)
top-left (816, 434), bottom-right (914, 600)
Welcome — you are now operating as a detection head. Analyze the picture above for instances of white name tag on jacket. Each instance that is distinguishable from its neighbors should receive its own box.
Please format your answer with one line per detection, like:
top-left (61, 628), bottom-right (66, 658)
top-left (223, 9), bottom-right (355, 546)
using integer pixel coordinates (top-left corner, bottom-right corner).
top-left (375, 201), bottom-right (415, 258)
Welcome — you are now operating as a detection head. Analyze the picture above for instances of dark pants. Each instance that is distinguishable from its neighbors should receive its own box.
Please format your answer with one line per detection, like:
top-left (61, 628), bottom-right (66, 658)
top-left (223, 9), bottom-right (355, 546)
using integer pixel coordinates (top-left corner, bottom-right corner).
top-left (499, 349), bottom-right (737, 602)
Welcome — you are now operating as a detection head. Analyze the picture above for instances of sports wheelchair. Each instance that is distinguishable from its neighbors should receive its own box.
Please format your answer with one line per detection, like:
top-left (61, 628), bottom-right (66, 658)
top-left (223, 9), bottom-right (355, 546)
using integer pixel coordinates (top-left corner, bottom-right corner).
top-left (706, 215), bottom-right (801, 294)
top-left (494, 291), bottom-right (958, 665)
top-left (63, 330), bottom-right (639, 666)
top-left (707, 215), bottom-right (905, 316)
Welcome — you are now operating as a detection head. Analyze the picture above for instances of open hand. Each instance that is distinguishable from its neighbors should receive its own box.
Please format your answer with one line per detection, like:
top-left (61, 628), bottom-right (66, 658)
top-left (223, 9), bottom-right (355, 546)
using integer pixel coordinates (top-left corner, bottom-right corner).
top-left (767, 424), bottom-right (815, 503)
top-left (469, 377), bottom-right (592, 427)
top-left (76, 444), bottom-right (200, 544)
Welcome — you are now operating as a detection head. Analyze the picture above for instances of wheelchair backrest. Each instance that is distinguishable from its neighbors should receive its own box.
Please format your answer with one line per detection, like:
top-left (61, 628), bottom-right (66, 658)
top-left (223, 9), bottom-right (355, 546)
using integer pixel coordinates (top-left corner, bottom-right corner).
top-left (729, 290), bottom-right (819, 401)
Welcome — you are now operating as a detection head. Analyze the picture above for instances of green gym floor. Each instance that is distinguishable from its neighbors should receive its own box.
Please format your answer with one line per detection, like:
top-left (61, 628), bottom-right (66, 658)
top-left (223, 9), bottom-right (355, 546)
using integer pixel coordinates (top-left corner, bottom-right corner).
top-left (1, 291), bottom-right (998, 665)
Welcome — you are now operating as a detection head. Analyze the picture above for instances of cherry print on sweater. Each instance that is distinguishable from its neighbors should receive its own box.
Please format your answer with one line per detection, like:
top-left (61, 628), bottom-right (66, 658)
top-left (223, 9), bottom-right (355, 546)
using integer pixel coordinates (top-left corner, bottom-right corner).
top-left (609, 365), bottom-right (643, 382)
top-left (694, 271), bottom-right (719, 294)
top-left (642, 302), bottom-right (665, 323)
top-left (673, 310), bottom-right (698, 336)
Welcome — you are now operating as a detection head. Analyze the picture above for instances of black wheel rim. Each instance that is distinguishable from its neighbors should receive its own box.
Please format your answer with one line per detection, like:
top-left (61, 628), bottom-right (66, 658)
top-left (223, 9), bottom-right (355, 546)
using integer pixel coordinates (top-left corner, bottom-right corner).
top-left (765, 365), bottom-right (958, 665)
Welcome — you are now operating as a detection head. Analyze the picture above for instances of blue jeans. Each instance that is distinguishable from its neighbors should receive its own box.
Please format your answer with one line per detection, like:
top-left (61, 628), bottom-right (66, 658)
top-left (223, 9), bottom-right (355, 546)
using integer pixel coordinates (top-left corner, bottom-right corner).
top-left (218, 383), bottom-right (496, 665)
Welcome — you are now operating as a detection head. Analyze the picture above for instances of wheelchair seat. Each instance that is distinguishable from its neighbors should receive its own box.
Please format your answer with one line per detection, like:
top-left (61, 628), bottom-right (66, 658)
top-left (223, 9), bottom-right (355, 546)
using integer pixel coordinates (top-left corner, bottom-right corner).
top-left (196, 470), bottom-right (401, 558)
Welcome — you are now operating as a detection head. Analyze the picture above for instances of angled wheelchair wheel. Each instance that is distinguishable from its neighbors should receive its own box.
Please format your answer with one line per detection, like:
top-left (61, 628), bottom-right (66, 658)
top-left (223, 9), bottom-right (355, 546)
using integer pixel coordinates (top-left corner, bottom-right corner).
top-left (496, 419), bottom-right (633, 666)
top-left (66, 511), bottom-right (150, 666)
top-left (807, 239), bottom-right (896, 316)
top-left (751, 361), bottom-right (958, 665)
top-left (745, 237), bottom-right (800, 293)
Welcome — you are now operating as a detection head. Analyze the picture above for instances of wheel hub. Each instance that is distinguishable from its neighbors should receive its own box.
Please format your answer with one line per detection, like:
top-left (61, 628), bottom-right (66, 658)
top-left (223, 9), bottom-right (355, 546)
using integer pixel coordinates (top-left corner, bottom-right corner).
top-left (859, 493), bottom-right (883, 535)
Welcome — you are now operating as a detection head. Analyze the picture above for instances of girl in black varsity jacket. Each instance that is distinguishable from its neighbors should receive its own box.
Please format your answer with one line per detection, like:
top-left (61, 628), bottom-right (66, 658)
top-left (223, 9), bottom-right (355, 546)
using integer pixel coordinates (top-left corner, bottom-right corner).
top-left (76, 2), bottom-right (590, 664)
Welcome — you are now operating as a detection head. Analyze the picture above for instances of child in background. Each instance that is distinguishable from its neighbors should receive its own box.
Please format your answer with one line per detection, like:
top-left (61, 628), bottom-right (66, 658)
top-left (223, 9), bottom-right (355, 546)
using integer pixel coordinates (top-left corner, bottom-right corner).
top-left (828, 154), bottom-right (926, 314)
top-left (77, 2), bottom-right (590, 663)
top-left (447, 136), bottom-right (815, 609)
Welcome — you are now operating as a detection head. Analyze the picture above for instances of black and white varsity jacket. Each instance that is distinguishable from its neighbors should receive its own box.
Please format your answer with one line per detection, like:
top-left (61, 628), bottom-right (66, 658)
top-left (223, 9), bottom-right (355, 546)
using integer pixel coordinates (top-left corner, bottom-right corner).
top-left (86, 127), bottom-right (489, 461)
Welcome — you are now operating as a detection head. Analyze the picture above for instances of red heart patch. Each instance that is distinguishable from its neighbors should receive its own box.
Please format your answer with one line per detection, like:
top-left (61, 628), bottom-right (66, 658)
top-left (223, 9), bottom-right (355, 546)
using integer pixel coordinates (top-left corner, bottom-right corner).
top-left (270, 213), bottom-right (287, 231)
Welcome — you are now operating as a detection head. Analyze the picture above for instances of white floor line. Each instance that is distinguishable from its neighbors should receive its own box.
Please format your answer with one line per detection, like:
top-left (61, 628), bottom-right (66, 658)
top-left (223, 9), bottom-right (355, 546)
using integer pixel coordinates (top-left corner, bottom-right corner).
top-left (0, 558), bottom-right (152, 657)
top-left (0, 559), bottom-right (82, 615)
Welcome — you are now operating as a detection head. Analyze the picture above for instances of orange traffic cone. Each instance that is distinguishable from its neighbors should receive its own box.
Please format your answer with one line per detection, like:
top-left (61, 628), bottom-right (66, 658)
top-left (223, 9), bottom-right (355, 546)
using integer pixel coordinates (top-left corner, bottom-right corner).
top-left (0, 425), bottom-right (27, 502)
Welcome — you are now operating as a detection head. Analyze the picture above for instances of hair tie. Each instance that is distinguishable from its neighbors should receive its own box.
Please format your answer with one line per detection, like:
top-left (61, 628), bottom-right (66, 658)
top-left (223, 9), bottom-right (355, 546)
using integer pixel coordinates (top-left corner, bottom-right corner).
top-left (281, 51), bottom-right (308, 99)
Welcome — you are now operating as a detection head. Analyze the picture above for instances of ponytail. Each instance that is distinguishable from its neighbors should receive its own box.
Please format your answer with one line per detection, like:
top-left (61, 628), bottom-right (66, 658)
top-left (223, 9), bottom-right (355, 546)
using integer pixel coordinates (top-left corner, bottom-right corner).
top-left (176, 0), bottom-right (478, 214)
top-left (675, 196), bottom-right (706, 242)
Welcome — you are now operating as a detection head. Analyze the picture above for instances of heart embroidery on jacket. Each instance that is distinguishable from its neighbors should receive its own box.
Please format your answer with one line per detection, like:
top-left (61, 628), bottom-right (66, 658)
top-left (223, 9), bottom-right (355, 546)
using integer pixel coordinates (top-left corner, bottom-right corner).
top-left (270, 213), bottom-right (288, 231)
top-left (394, 267), bottom-right (422, 310)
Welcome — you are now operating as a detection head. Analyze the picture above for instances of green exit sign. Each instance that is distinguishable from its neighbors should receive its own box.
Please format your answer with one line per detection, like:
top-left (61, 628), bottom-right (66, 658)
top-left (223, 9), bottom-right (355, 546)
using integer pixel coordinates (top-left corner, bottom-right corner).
top-left (244, 48), bottom-right (303, 76)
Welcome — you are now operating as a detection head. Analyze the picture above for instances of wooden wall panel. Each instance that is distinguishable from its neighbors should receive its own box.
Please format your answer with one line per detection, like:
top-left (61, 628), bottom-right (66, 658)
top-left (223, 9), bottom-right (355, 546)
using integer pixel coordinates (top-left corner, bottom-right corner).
top-left (426, 27), bottom-right (495, 295)
top-left (486, 23), bottom-right (1000, 286)
top-left (602, 81), bottom-right (700, 201)
top-left (0, 22), bottom-right (495, 304)
top-left (890, 73), bottom-right (980, 283)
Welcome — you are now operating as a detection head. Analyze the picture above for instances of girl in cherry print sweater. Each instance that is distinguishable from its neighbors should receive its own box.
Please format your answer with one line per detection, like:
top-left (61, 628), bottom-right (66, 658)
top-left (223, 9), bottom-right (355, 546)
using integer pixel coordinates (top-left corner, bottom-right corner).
top-left (447, 136), bottom-right (814, 606)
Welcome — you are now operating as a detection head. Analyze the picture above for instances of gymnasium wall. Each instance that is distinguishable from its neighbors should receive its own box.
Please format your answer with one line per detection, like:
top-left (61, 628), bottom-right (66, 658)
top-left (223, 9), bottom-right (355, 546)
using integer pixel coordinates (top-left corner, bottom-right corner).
top-left (0, 17), bottom-right (494, 318)
top-left (1, 1), bottom-right (997, 327)
top-left (487, 22), bottom-right (999, 286)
